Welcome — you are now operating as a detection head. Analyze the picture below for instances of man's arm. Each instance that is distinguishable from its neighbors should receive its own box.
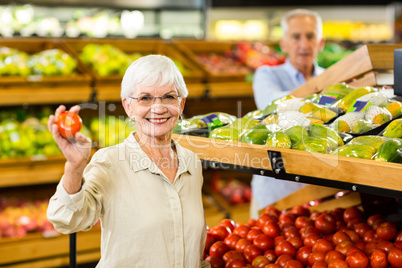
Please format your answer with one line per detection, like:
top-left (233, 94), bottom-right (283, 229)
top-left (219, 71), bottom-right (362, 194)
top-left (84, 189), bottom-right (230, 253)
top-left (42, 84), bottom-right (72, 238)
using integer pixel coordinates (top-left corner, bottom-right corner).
top-left (252, 66), bottom-right (290, 110)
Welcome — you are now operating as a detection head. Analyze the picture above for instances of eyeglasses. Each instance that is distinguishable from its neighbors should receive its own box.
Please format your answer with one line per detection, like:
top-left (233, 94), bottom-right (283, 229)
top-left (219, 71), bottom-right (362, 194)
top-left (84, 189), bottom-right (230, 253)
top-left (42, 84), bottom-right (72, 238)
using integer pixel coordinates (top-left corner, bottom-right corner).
top-left (129, 93), bottom-right (181, 106)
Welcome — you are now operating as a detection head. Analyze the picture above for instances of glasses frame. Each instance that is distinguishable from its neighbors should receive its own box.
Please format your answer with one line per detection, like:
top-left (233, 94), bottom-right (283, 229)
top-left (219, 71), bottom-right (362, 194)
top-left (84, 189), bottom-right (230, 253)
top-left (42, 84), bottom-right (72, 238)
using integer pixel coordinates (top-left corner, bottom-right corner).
top-left (129, 94), bottom-right (182, 106)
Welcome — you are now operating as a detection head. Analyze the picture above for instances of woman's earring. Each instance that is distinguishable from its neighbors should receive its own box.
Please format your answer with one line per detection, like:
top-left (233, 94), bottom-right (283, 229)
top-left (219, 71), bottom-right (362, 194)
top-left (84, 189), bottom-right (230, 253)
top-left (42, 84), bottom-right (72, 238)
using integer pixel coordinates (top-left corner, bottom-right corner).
top-left (129, 118), bottom-right (136, 126)
top-left (179, 114), bottom-right (184, 122)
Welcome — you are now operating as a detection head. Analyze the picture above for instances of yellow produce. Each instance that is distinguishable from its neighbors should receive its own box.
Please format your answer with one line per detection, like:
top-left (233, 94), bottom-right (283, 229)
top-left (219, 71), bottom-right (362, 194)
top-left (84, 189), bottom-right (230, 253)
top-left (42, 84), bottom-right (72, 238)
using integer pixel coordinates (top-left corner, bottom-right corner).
top-left (382, 119), bottom-right (402, 138)
top-left (265, 132), bottom-right (292, 149)
top-left (349, 135), bottom-right (389, 151)
top-left (385, 101), bottom-right (402, 117)
top-left (264, 114), bottom-right (279, 124)
top-left (332, 144), bottom-right (376, 160)
top-left (352, 119), bottom-right (372, 134)
top-left (336, 86), bottom-right (376, 112)
top-left (299, 102), bottom-right (320, 114)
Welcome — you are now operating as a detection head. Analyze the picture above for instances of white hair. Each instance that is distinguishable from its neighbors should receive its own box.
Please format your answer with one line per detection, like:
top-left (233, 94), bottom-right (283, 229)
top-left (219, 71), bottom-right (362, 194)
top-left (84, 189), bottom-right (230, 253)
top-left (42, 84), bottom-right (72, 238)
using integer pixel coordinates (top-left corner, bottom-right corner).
top-left (121, 54), bottom-right (188, 100)
top-left (281, 9), bottom-right (323, 40)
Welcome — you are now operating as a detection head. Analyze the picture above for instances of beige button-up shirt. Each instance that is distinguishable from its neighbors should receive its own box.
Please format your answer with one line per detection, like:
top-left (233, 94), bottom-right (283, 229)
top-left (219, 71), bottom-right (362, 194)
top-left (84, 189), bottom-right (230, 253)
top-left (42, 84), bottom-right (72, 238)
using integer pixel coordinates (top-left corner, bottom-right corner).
top-left (47, 133), bottom-right (210, 268)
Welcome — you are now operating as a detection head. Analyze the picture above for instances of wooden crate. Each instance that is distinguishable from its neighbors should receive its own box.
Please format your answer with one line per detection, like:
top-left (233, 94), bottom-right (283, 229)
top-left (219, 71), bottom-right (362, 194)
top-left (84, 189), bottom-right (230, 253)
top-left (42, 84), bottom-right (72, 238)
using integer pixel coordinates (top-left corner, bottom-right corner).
top-left (62, 38), bottom-right (204, 87)
top-left (292, 44), bottom-right (402, 96)
top-left (172, 39), bottom-right (252, 83)
top-left (0, 38), bottom-right (91, 88)
top-left (0, 228), bottom-right (101, 267)
top-left (267, 184), bottom-right (361, 214)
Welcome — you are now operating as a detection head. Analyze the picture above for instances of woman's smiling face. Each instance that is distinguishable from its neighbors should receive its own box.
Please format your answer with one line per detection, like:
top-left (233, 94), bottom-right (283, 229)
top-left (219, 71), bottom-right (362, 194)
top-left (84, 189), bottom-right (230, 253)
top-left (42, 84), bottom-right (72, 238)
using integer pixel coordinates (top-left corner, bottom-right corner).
top-left (124, 83), bottom-right (185, 142)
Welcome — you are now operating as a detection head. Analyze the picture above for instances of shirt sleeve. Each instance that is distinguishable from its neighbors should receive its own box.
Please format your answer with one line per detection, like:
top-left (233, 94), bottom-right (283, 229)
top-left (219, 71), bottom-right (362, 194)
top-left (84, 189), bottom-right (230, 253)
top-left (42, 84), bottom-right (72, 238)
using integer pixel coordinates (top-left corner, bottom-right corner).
top-left (47, 151), bottom-right (111, 234)
top-left (252, 66), bottom-right (289, 111)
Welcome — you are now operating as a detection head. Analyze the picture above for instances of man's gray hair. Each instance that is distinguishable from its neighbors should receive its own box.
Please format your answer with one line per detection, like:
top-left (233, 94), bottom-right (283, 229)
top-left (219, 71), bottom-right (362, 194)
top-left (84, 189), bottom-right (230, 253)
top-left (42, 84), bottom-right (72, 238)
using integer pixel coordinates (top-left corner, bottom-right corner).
top-left (280, 9), bottom-right (323, 40)
top-left (121, 54), bottom-right (188, 100)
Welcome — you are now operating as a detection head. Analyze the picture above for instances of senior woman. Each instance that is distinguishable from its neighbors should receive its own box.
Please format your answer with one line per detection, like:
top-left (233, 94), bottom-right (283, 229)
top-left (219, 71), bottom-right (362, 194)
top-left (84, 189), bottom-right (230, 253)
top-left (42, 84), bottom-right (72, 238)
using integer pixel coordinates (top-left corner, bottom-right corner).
top-left (47, 55), bottom-right (210, 267)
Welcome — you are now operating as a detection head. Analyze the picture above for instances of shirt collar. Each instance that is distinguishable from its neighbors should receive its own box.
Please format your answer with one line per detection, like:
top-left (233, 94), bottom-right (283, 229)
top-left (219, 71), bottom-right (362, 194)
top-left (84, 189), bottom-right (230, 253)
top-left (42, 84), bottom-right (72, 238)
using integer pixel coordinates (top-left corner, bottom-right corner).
top-left (124, 132), bottom-right (192, 176)
top-left (284, 58), bottom-right (322, 79)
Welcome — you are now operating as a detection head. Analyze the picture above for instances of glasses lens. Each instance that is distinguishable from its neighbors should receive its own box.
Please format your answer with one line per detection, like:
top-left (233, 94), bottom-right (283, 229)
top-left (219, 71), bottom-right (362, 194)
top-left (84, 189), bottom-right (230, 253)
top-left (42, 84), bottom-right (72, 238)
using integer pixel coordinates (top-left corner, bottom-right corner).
top-left (134, 94), bottom-right (181, 106)
top-left (137, 96), bottom-right (154, 106)
top-left (162, 94), bottom-right (180, 105)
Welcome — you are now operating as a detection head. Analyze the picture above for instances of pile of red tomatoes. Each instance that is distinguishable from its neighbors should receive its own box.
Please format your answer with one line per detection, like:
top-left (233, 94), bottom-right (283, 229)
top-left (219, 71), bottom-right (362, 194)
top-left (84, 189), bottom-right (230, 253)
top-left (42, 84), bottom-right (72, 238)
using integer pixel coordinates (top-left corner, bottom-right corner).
top-left (204, 205), bottom-right (402, 268)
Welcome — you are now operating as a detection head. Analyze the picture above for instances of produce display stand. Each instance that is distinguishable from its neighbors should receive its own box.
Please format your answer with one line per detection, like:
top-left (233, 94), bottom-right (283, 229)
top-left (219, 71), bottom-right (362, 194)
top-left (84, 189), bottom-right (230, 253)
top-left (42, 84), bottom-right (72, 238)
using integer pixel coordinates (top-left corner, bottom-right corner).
top-left (292, 44), bottom-right (402, 96)
top-left (0, 227), bottom-right (101, 268)
top-left (172, 39), bottom-right (253, 83)
top-left (173, 134), bottom-right (402, 199)
top-left (62, 38), bottom-right (204, 86)
top-left (0, 38), bottom-right (93, 106)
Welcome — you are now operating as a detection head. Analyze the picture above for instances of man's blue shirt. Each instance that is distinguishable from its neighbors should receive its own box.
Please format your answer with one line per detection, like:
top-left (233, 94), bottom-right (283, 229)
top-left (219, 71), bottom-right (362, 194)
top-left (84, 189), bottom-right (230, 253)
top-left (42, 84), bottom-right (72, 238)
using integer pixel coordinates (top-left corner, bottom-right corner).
top-left (253, 58), bottom-right (325, 110)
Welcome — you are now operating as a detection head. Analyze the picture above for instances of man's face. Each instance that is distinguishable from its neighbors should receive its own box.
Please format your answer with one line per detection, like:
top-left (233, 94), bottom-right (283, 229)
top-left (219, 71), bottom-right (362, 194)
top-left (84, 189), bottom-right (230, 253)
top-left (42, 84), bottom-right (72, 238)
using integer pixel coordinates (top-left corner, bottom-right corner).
top-left (280, 15), bottom-right (324, 72)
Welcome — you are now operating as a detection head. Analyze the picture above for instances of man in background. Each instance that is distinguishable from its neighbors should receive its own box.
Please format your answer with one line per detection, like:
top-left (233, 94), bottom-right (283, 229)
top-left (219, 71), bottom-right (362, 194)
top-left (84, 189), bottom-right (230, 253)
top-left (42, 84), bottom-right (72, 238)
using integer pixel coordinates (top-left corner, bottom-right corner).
top-left (251, 9), bottom-right (326, 219)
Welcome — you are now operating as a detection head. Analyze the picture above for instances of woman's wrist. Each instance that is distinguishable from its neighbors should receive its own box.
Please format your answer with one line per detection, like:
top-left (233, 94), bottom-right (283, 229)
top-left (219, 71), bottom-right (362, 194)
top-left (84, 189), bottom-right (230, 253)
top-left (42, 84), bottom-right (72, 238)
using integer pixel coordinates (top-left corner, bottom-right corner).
top-left (63, 162), bottom-right (85, 194)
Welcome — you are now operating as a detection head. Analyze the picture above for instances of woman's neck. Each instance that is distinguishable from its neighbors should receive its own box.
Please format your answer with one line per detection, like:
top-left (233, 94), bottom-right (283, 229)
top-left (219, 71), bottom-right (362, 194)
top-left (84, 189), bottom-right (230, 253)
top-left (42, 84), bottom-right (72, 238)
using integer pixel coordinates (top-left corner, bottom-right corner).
top-left (134, 132), bottom-right (173, 156)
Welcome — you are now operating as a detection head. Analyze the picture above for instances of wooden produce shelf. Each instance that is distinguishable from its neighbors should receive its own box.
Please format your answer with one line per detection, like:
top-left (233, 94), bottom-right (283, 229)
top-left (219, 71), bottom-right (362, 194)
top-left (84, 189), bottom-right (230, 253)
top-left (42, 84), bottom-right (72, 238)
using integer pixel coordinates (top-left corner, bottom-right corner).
top-left (292, 44), bottom-right (402, 96)
top-left (0, 156), bottom-right (66, 188)
top-left (0, 38), bottom-right (91, 89)
top-left (62, 38), bottom-right (204, 87)
top-left (173, 134), bottom-right (402, 199)
top-left (0, 227), bottom-right (101, 267)
top-left (0, 86), bottom-right (92, 106)
top-left (207, 82), bottom-right (253, 98)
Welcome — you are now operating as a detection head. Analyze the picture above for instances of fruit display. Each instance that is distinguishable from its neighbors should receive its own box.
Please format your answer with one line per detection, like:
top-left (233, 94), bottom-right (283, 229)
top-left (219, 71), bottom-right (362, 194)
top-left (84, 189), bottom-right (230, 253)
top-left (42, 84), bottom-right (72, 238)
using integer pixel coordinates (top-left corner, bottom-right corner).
top-left (210, 172), bottom-right (252, 205)
top-left (317, 43), bottom-right (355, 69)
top-left (194, 42), bottom-right (285, 76)
top-left (204, 205), bottom-right (402, 268)
top-left (0, 197), bottom-right (57, 239)
top-left (79, 44), bottom-right (142, 76)
top-left (79, 43), bottom-right (190, 77)
top-left (0, 108), bottom-right (61, 159)
top-left (89, 116), bottom-right (137, 148)
top-left (0, 47), bottom-right (77, 77)
top-left (173, 112), bottom-right (237, 136)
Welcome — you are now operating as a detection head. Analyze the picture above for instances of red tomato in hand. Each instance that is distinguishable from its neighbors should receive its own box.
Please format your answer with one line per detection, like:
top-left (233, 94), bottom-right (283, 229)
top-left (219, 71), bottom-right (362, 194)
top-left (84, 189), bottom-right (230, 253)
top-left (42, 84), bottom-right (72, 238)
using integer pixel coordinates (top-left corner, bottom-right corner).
top-left (56, 111), bottom-right (82, 139)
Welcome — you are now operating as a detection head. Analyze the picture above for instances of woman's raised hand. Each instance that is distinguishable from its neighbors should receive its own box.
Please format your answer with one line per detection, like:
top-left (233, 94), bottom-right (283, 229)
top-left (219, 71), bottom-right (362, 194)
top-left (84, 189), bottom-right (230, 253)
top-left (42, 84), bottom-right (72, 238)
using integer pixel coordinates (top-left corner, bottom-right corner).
top-left (48, 105), bottom-right (92, 176)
